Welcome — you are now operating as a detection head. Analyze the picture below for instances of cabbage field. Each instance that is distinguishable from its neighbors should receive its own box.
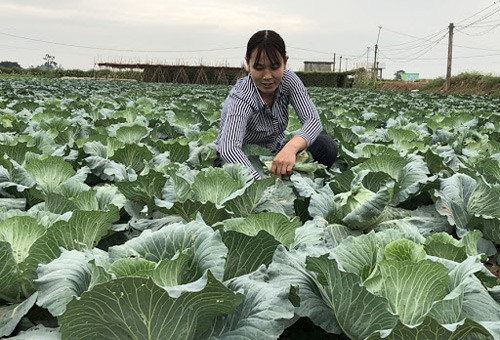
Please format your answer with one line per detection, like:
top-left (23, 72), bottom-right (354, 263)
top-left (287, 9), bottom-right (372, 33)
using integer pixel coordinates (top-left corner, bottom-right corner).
top-left (1, 77), bottom-right (500, 340)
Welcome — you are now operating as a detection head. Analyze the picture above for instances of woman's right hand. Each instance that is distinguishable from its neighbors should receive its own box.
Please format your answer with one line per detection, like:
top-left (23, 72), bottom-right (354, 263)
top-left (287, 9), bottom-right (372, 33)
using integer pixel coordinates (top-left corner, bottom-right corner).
top-left (271, 136), bottom-right (307, 178)
top-left (271, 147), bottom-right (296, 179)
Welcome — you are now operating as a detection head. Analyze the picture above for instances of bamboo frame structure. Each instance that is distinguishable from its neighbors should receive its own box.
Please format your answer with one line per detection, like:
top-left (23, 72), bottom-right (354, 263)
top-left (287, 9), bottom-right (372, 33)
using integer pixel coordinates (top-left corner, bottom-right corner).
top-left (97, 63), bottom-right (247, 85)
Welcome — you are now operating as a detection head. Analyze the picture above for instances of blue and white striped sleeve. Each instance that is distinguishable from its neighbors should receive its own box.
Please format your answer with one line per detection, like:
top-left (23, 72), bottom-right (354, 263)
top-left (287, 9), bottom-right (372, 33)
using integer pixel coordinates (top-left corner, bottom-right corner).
top-left (218, 96), bottom-right (261, 179)
top-left (288, 73), bottom-right (323, 146)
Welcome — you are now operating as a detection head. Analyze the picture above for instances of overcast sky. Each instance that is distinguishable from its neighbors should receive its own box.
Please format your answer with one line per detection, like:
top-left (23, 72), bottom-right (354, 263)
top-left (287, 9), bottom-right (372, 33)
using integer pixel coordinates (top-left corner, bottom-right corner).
top-left (1, 0), bottom-right (500, 79)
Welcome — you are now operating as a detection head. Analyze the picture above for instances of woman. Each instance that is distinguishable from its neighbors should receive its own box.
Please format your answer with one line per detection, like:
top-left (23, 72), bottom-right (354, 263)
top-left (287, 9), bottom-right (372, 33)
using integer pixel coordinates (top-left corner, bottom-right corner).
top-left (214, 30), bottom-right (337, 179)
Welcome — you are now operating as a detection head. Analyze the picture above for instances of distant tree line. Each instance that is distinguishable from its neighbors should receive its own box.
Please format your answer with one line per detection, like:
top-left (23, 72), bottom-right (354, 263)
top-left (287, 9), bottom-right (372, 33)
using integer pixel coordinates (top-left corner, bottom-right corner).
top-left (0, 61), bottom-right (22, 69)
top-left (0, 54), bottom-right (61, 71)
top-left (394, 70), bottom-right (405, 80)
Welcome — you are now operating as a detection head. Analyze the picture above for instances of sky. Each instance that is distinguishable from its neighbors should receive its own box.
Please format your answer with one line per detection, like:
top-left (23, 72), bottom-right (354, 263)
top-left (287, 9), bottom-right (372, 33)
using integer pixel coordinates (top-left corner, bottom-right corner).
top-left (1, 0), bottom-right (500, 79)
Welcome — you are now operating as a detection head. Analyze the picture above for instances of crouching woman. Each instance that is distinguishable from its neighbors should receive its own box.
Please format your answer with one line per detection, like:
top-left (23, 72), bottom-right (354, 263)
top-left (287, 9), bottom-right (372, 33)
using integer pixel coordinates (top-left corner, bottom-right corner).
top-left (214, 30), bottom-right (337, 179)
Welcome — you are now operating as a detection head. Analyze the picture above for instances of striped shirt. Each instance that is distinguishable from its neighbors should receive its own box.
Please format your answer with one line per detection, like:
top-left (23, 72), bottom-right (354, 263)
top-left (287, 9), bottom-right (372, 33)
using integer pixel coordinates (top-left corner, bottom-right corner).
top-left (215, 69), bottom-right (323, 179)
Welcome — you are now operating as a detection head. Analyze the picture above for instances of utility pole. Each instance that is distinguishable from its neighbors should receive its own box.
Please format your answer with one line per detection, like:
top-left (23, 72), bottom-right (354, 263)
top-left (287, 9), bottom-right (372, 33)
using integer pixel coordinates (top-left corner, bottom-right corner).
top-left (339, 56), bottom-right (342, 72)
top-left (366, 47), bottom-right (370, 71)
top-left (445, 23), bottom-right (454, 91)
top-left (373, 26), bottom-right (382, 78)
top-left (333, 53), bottom-right (336, 72)
top-left (345, 58), bottom-right (349, 72)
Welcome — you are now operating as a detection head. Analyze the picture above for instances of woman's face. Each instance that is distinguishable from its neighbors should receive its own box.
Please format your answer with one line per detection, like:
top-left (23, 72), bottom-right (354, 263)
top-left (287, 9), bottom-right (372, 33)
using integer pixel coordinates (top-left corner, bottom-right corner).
top-left (246, 49), bottom-right (288, 99)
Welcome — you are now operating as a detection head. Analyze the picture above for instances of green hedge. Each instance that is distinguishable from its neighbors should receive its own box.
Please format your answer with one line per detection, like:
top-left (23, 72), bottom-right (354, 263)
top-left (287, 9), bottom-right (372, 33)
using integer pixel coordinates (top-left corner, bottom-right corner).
top-left (295, 71), bottom-right (355, 87)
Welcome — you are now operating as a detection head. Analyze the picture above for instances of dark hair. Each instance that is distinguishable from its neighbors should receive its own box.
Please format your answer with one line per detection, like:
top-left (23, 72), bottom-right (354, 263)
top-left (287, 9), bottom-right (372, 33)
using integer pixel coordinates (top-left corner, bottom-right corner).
top-left (246, 30), bottom-right (286, 67)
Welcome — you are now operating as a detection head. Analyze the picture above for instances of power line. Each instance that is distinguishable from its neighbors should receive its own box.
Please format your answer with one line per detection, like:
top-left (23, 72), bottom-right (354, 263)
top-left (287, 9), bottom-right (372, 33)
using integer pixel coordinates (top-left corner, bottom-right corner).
top-left (379, 49), bottom-right (500, 61)
top-left (377, 2), bottom-right (500, 68)
top-left (382, 33), bottom-right (500, 56)
top-left (464, 23), bottom-right (500, 28)
top-left (0, 43), bottom-right (44, 52)
top-left (0, 30), bottom-right (245, 53)
top-left (456, 22), bottom-right (500, 36)
top-left (454, 43), bottom-right (500, 52)
top-left (382, 27), bottom-right (446, 45)
top-left (379, 32), bottom-right (448, 62)
top-left (464, 19), bottom-right (500, 27)
top-left (379, 35), bottom-right (446, 62)
top-left (379, 27), bottom-right (448, 49)
top-left (380, 26), bottom-right (500, 54)
top-left (288, 46), bottom-right (366, 60)
top-left (288, 46), bottom-right (331, 55)
top-left (455, 1), bottom-right (500, 25)
top-left (380, 36), bottom-right (445, 55)
top-left (454, 52), bottom-right (500, 58)
top-left (347, 49), bottom-right (369, 62)
top-left (457, 3), bottom-right (500, 29)
top-left (2, 29), bottom-right (370, 64)
top-left (459, 8), bottom-right (500, 29)
top-left (475, 18), bottom-right (500, 24)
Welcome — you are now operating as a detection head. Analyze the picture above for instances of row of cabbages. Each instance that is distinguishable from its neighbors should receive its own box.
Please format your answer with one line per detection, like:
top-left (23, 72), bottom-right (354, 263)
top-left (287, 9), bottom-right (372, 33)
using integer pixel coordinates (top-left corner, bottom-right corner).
top-left (1, 78), bottom-right (499, 339)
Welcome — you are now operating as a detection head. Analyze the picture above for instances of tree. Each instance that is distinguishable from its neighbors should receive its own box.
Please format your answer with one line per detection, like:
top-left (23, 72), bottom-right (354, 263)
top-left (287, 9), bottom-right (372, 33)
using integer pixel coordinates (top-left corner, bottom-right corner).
top-left (0, 61), bottom-right (22, 69)
top-left (394, 70), bottom-right (405, 80)
top-left (39, 54), bottom-right (61, 70)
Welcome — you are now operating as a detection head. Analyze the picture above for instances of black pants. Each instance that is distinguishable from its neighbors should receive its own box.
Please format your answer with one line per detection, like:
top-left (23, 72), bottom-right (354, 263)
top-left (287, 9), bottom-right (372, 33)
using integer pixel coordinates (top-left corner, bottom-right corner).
top-left (214, 134), bottom-right (338, 169)
top-left (306, 134), bottom-right (338, 169)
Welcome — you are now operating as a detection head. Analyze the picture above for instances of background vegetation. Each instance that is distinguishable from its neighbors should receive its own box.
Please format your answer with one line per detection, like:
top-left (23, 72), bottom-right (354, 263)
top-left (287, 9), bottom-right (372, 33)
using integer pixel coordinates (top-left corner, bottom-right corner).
top-left (2, 60), bottom-right (499, 96)
top-left (0, 66), bottom-right (143, 81)
top-left (294, 70), bottom-right (356, 87)
top-left (419, 72), bottom-right (500, 96)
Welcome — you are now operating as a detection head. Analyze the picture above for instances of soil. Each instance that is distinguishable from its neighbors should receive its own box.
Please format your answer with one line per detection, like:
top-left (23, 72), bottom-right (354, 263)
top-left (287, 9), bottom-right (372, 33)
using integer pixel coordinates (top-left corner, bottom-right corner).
top-left (441, 80), bottom-right (500, 96)
top-left (380, 81), bottom-right (430, 92)
top-left (380, 79), bottom-right (500, 97)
